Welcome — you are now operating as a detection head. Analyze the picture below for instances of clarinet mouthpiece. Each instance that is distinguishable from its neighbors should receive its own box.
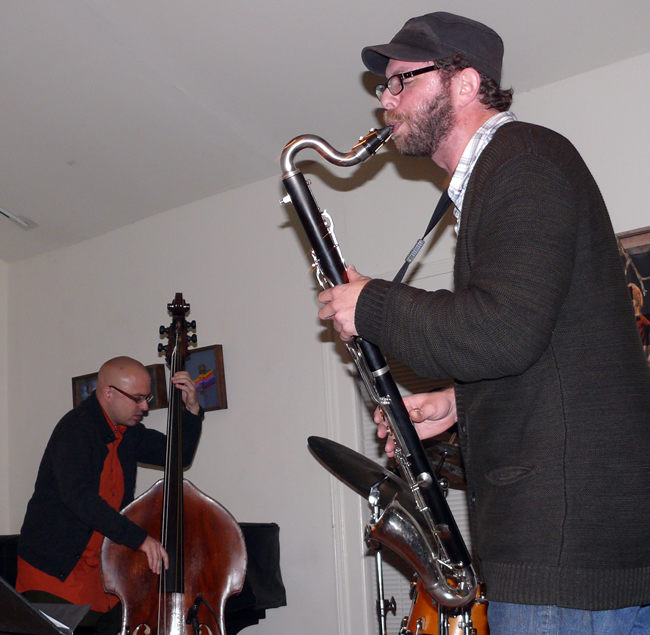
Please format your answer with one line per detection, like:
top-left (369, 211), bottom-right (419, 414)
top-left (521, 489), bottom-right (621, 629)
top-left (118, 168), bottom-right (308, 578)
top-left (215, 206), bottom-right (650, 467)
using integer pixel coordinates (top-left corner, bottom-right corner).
top-left (353, 126), bottom-right (393, 160)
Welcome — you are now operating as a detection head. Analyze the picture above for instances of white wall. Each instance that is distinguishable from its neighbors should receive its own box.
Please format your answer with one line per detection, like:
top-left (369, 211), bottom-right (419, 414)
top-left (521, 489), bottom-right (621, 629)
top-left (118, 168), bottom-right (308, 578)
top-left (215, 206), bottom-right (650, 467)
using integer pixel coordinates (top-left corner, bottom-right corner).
top-left (0, 258), bottom-right (7, 534)
top-left (6, 177), bottom-right (342, 634)
top-left (4, 51), bottom-right (650, 635)
top-left (512, 51), bottom-right (650, 234)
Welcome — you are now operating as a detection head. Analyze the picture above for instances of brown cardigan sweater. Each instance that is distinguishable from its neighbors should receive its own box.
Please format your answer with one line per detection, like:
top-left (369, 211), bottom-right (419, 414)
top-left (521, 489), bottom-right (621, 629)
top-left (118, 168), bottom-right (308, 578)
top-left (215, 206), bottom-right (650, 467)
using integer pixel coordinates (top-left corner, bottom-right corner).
top-left (356, 122), bottom-right (650, 610)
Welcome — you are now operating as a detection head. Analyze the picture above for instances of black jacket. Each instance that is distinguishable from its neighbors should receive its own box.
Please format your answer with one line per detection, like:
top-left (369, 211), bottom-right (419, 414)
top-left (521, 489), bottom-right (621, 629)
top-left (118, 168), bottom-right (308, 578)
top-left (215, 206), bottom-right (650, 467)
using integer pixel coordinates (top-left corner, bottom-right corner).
top-left (18, 392), bottom-right (203, 581)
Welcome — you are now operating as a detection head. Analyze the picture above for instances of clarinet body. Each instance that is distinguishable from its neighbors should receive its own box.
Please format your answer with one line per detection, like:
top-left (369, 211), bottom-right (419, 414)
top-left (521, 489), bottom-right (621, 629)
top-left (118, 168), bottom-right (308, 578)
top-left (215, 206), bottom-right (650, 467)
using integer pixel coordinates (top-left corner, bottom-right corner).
top-left (280, 127), bottom-right (478, 608)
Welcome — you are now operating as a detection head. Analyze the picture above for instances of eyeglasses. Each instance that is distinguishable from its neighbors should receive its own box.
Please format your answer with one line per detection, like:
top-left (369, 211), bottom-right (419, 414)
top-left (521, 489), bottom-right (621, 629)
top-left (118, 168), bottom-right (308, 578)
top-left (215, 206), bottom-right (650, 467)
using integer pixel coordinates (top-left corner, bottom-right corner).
top-left (375, 63), bottom-right (441, 101)
top-left (110, 385), bottom-right (153, 405)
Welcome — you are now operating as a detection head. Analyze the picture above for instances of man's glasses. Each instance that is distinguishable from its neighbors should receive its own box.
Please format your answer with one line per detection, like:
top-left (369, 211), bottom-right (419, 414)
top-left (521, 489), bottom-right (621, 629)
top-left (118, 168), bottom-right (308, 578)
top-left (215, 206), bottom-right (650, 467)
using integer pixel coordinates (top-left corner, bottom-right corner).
top-left (110, 385), bottom-right (153, 405)
top-left (375, 63), bottom-right (441, 101)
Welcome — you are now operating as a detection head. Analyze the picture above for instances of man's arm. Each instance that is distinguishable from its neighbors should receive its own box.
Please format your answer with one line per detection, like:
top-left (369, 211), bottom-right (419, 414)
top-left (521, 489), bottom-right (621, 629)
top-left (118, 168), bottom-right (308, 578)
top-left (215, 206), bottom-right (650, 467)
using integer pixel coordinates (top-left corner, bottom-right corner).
top-left (51, 422), bottom-right (149, 552)
top-left (354, 155), bottom-right (579, 382)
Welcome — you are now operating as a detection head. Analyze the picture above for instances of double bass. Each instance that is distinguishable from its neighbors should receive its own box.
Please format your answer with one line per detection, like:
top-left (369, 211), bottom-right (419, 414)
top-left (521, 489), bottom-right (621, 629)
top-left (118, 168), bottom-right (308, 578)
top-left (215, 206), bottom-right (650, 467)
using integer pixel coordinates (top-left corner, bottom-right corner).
top-left (102, 293), bottom-right (246, 635)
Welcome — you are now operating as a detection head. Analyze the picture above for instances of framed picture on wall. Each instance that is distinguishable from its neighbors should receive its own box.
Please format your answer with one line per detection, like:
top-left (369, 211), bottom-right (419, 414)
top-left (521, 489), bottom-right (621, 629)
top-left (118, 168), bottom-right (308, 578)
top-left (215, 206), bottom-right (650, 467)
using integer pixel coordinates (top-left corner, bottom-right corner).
top-left (71, 372), bottom-right (98, 408)
top-left (145, 363), bottom-right (169, 410)
top-left (184, 344), bottom-right (228, 412)
top-left (617, 225), bottom-right (650, 363)
top-left (71, 363), bottom-right (169, 409)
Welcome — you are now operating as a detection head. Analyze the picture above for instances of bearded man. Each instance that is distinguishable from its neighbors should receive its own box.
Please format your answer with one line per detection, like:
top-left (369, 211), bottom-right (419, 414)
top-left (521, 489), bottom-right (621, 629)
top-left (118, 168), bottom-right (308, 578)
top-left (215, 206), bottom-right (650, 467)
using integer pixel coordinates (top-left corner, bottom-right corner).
top-left (317, 12), bottom-right (650, 635)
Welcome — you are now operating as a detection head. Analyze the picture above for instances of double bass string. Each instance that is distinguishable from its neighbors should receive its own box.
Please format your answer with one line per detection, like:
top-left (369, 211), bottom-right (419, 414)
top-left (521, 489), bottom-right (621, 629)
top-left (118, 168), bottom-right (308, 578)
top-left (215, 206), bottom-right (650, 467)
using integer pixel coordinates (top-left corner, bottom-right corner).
top-left (160, 327), bottom-right (185, 633)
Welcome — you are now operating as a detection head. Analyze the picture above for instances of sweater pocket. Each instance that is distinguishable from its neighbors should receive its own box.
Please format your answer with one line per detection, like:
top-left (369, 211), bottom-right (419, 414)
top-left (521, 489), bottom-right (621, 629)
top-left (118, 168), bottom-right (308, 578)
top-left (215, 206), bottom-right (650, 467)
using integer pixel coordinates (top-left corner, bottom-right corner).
top-left (484, 465), bottom-right (537, 486)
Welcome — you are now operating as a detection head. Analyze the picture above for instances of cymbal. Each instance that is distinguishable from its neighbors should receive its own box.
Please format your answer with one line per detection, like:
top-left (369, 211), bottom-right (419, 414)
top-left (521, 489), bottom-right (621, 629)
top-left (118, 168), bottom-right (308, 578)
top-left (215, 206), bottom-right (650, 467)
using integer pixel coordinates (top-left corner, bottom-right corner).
top-left (308, 435), bottom-right (420, 517)
top-left (425, 441), bottom-right (466, 490)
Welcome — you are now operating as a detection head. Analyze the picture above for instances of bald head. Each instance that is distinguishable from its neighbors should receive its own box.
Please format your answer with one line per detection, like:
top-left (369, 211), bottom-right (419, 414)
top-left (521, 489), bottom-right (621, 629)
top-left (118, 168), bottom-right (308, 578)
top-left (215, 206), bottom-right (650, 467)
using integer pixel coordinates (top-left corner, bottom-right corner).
top-left (97, 357), bottom-right (148, 390)
top-left (96, 356), bottom-right (152, 426)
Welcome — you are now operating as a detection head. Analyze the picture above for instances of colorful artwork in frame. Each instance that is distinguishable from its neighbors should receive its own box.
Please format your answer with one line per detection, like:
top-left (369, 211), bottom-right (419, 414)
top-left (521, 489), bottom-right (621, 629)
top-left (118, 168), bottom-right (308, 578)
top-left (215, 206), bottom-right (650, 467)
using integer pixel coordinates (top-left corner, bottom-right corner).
top-left (618, 226), bottom-right (650, 363)
top-left (71, 372), bottom-right (98, 408)
top-left (184, 344), bottom-right (228, 412)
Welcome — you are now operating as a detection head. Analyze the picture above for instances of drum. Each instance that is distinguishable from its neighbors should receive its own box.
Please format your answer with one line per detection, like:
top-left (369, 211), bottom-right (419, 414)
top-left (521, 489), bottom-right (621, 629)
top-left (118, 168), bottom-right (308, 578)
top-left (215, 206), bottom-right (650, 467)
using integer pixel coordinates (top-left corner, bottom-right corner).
top-left (403, 579), bottom-right (489, 635)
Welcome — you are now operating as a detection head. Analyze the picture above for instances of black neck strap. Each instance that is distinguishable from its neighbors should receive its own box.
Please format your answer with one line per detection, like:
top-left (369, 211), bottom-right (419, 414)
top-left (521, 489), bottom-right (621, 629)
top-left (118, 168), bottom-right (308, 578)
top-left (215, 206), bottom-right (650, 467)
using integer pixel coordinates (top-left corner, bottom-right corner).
top-left (392, 190), bottom-right (452, 284)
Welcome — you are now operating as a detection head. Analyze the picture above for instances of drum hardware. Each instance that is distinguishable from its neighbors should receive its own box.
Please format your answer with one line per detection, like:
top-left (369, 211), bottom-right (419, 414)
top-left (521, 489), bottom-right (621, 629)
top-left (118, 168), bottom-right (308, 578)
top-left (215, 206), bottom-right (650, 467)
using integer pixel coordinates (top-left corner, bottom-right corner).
top-left (308, 436), bottom-right (465, 510)
top-left (369, 481), bottom-right (397, 635)
top-left (401, 579), bottom-right (489, 635)
top-left (426, 434), bottom-right (466, 492)
top-left (308, 436), bottom-right (422, 520)
top-left (307, 436), bottom-right (488, 635)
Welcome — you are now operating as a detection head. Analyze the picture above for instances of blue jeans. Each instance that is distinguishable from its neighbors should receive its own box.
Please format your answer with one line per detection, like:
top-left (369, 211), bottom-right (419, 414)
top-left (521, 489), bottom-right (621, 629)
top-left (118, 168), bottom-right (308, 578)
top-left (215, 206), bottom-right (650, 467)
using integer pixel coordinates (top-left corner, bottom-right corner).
top-left (488, 602), bottom-right (650, 635)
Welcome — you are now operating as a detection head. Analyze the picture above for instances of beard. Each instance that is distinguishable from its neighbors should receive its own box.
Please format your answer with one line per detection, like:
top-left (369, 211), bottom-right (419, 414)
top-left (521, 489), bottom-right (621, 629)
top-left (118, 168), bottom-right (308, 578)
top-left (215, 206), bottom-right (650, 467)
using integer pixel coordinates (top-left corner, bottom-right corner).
top-left (385, 84), bottom-right (455, 158)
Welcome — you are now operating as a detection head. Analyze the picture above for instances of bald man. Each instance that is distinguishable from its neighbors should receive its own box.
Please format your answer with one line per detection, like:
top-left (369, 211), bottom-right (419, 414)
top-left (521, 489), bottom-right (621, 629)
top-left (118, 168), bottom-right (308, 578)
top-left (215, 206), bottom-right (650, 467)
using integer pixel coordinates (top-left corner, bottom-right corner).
top-left (16, 357), bottom-right (202, 635)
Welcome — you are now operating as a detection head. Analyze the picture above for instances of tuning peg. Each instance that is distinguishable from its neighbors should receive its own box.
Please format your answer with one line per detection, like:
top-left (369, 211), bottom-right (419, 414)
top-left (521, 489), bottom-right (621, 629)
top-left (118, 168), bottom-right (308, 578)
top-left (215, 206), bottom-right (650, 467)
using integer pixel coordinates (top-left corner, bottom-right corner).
top-left (159, 325), bottom-right (169, 335)
top-left (157, 343), bottom-right (167, 354)
top-left (187, 334), bottom-right (197, 344)
top-left (187, 320), bottom-right (196, 330)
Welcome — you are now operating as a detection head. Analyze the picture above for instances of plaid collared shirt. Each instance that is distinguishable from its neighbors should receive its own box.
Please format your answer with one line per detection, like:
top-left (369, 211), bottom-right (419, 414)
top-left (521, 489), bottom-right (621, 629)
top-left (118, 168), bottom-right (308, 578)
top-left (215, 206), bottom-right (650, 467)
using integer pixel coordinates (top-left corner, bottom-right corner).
top-left (448, 111), bottom-right (517, 232)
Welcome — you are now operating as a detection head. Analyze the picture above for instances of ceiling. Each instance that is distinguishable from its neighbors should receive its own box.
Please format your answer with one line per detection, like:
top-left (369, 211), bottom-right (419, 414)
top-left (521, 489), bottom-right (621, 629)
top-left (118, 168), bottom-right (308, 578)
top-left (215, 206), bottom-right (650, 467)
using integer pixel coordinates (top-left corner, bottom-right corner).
top-left (1, 0), bottom-right (649, 262)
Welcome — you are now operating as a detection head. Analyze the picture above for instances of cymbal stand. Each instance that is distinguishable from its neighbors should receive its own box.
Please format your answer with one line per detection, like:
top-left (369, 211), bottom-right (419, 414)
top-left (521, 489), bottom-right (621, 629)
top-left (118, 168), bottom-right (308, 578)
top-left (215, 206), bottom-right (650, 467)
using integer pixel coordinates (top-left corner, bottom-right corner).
top-left (432, 433), bottom-right (457, 497)
top-left (368, 480), bottom-right (396, 635)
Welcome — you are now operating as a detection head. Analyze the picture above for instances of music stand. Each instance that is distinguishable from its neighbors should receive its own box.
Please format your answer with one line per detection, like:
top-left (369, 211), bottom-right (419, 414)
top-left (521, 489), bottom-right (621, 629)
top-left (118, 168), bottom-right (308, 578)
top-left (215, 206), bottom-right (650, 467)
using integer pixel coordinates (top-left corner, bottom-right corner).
top-left (0, 576), bottom-right (90, 635)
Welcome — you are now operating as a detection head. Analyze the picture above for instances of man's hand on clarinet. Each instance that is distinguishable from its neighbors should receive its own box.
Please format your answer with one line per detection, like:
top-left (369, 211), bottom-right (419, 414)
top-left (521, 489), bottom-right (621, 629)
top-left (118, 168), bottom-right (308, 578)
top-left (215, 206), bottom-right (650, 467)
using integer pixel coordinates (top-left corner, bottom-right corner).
top-left (375, 388), bottom-right (458, 457)
top-left (317, 265), bottom-right (371, 342)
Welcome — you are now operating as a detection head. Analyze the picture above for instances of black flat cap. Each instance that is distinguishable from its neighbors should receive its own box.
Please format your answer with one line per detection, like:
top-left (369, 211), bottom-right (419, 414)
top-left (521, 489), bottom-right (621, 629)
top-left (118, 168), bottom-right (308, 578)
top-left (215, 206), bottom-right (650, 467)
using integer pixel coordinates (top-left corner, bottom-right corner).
top-left (361, 12), bottom-right (504, 84)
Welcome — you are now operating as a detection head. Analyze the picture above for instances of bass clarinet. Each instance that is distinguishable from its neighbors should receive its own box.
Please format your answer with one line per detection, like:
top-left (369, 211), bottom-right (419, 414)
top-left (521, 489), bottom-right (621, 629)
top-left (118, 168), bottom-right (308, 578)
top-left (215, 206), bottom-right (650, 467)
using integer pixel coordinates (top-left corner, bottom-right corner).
top-left (280, 127), bottom-right (478, 608)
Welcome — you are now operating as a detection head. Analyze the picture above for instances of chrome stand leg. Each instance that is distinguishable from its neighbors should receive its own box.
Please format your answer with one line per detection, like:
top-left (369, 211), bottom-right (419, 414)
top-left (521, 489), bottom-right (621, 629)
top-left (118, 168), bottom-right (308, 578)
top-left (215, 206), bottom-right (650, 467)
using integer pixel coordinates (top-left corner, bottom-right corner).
top-left (438, 603), bottom-right (449, 635)
top-left (369, 481), bottom-right (395, 635)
